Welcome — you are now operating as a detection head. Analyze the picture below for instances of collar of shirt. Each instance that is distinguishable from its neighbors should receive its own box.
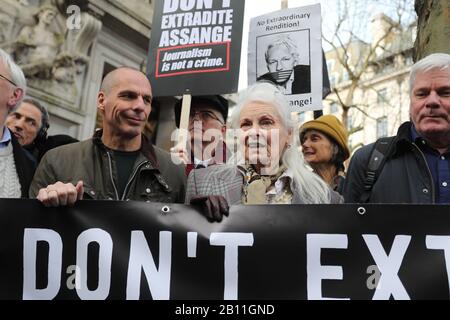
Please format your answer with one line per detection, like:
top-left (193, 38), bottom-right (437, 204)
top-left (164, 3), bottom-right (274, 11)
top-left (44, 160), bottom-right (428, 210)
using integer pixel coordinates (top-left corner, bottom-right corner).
top-left (285, 72), bottom-right (295, 94)
top-left (410, 124), bottom-right (450, 204)
top-left (193, 157), bottom-right (214, 168)
top-left (410, 125), bottom-right (428, 148)
top-left (410, 124), bottom-right (444, 153)
top-left (236, 165), bottom-right (293, 196)
top-left (266, 169), bottom-right (294, 196)
top-left (0, 127), bottom-right (12, 148)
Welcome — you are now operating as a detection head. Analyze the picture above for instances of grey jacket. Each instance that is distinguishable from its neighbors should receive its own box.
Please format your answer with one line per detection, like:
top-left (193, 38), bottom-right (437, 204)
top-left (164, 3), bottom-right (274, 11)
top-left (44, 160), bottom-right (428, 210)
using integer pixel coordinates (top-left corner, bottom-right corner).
top-left (185, 164), bottom-right (343, 205)
top-left (30, 131), bottom-right (186, 203)
top-left (343, 121), bottom-right (436, 203)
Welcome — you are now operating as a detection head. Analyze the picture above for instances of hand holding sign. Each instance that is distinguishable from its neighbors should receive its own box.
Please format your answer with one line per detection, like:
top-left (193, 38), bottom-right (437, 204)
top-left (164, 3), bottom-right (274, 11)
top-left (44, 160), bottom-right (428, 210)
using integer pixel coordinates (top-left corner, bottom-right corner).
top-left (37, 180), bottom-right (84, 207)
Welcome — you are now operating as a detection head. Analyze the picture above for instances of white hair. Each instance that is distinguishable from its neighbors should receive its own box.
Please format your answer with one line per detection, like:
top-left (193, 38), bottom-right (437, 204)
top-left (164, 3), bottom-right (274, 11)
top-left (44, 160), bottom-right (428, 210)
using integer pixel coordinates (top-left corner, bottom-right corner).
top-left (0, 48), bottom-right (27, 105)
top-left (264, 34), bottom-right (300, 63)
top-left (228, 82), bottom-right (331, 204)
top-left (410, 53), bottom-right (450, 93)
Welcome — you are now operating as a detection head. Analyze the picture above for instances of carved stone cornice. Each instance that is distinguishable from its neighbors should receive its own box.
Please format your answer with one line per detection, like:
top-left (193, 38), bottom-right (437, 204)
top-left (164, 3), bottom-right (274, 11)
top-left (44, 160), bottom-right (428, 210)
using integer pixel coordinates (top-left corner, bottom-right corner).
top-left (88, 0), bottom-right (152, 37)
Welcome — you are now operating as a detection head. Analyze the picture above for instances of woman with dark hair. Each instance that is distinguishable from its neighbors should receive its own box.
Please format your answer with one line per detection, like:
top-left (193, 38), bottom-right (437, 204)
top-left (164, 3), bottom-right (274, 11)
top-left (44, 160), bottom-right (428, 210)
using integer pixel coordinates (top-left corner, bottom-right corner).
top-left (300, 115), bottom-right (350, 193)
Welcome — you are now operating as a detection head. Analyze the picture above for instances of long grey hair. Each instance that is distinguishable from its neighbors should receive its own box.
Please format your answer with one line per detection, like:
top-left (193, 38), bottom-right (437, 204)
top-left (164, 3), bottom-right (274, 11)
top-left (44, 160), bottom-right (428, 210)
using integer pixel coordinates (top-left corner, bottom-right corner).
top-left (227, 82), bottom-right (331, 204)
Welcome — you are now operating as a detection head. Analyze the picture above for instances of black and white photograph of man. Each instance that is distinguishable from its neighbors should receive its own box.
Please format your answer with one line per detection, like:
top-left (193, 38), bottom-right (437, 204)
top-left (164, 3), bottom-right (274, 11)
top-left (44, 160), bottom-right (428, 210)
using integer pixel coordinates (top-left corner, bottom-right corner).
top-left (256, 32), bottom-right (311, 95)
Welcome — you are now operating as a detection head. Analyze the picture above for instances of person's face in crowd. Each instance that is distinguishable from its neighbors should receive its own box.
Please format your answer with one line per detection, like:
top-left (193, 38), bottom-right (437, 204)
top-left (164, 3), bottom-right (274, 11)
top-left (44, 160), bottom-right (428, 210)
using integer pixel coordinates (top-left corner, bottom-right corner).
top-left (239, 101), bottom-right (291, 172)
top-left (188, 104), bottom-right (226, 154)
top-left (6, 101), bottom-right (42, 146)
top-left (0, 61), bottom-right (23, 132)
top-left (267, 44), bottom-right (296, 73)
top-left (410, 68), bottom-right (450, 145)
top-left (98, 69), bottom-right (152, 140)
top-left (301, 130), bottom-right (335, 166)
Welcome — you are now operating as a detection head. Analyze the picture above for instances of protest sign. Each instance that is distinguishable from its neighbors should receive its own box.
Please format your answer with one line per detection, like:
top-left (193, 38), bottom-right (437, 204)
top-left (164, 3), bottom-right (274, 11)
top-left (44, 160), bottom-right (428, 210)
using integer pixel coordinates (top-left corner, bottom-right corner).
top-left (248, 4), bottom-right (323, 112)
top-left (1, 200), bottom-right (450, 300)
top-left (148, 0), bottom-right (245, 96)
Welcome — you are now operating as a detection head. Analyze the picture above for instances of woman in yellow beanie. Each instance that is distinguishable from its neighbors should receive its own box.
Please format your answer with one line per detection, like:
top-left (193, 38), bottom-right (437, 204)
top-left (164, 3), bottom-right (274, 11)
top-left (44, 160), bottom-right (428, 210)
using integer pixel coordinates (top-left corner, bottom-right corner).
top-left (300, 115), bottom-right (350, 193)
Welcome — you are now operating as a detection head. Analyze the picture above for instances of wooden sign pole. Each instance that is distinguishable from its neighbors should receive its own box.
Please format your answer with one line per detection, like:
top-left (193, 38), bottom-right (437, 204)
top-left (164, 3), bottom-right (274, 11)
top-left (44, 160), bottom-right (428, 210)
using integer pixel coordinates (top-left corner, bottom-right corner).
top-left (178, 93), bottom-right (192, 148)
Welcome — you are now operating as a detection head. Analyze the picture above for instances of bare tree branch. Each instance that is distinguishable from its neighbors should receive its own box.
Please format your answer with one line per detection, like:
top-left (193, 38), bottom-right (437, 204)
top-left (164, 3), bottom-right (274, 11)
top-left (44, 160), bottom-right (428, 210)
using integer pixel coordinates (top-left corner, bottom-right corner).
top-left (324, 0), bottom-right (414, 142)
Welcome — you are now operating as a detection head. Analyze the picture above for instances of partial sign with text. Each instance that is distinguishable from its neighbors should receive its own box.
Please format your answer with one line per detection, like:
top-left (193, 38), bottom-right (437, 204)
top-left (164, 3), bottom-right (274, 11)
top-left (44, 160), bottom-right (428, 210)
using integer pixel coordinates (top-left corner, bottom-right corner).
top-left (148, 0), bottom-right (245, 96)
top-left (248, 4), bottom-right (323, 112)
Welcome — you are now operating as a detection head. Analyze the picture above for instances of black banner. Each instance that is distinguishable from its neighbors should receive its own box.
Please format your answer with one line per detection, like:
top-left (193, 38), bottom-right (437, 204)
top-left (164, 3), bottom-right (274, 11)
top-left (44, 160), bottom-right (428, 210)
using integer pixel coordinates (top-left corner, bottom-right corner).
top-left (1, 200), bottom-right (450, 300)
top-left (147, 0), bottom-right (245, 96)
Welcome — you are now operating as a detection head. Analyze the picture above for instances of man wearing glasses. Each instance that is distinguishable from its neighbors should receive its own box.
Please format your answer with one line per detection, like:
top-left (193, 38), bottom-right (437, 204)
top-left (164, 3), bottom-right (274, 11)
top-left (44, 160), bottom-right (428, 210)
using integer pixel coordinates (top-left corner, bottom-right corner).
top-left (0, 48), bottom-right (35, 198)
top-left (172, 95), bottom-right (229, 176)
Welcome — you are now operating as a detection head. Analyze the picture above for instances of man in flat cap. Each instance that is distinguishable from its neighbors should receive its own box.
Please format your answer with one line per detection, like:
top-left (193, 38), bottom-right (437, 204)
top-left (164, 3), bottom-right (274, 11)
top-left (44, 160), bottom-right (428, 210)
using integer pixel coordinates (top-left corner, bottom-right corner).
top-left (171, 95), bottom-right (229, 176)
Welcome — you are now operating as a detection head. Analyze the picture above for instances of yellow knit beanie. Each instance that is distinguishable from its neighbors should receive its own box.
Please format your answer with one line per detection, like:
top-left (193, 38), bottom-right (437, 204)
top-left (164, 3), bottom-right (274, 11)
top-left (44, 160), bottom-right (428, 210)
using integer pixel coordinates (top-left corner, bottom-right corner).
top-left (300, 114), bottom-right (350, 160)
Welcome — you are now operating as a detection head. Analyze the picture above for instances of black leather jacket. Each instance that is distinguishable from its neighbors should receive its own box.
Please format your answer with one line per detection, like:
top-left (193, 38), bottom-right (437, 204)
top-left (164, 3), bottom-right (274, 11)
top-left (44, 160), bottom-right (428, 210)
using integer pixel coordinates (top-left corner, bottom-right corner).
top-left (30, 131), bottom-right (186, 203)
top-left (343, 122), bottom-right (436, 204)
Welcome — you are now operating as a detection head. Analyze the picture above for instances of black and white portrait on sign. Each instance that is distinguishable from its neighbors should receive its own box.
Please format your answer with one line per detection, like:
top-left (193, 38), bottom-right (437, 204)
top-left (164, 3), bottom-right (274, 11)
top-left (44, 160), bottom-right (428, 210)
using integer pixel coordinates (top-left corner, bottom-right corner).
top-left (256, 31), bottom-right (310, 95)
top-left (248, 4), bottom-right (323, 112)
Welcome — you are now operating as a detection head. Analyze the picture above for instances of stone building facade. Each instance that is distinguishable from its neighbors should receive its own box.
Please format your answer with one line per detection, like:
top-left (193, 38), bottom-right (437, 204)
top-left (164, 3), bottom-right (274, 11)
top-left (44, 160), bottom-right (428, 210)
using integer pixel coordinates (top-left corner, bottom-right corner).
top-left (0, 0), bottom-right (179, 149)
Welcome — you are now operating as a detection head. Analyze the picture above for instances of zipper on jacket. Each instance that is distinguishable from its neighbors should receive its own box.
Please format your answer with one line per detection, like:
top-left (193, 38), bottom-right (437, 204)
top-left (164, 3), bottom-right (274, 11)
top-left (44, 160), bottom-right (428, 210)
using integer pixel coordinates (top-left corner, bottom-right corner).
top-left (412, 142), bottom-right (436, 203)
top-left (106, 151), bottom-right (120, 200)
top-left (121, 161), bottom-right (149, 201)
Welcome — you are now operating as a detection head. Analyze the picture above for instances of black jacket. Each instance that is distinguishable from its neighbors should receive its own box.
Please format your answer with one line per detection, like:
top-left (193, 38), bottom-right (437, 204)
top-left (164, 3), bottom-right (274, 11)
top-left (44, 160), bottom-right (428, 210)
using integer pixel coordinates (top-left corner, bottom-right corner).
top-left (343, 122), bottom-right (436, 204)
top-left (30, 131), bottom-right (186, 203)
top-left (11, 135), bottom-right (36, 198)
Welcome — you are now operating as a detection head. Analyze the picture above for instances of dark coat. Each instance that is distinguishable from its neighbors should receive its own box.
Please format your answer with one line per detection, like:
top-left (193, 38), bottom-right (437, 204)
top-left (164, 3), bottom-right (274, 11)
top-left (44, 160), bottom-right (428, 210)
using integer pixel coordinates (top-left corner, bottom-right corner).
top-left (25, 134), bottom-right (78, 162)
top-left (30, 131), bottom-right (186, 203)
top-left (11, 134), bottom-right (36, 198)
top-left (343, 122), bottom-right (437, 204)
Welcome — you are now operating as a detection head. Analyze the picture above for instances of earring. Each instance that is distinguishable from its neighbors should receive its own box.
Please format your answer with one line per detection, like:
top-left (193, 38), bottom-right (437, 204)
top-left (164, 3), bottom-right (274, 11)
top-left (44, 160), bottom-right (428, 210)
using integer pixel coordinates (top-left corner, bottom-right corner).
top-left (286, 144), bottom-right (291, 149)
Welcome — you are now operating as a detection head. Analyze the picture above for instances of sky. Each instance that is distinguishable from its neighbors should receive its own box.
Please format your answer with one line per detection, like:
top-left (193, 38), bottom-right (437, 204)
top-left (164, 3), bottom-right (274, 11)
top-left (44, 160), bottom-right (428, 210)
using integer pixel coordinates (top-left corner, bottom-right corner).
top-left (238, 0), bottom-right (416, 89)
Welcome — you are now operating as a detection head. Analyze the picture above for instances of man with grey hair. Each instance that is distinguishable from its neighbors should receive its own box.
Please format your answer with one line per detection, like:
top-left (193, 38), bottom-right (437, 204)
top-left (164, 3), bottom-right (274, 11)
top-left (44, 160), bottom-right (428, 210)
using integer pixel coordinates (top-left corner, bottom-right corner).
top-left (6, 98), bottom-right (49, 148)
top-left (343, 53), bottom-right (450, 204)
top-left (0, 48), bottom-right (35, 198)
top-left (257, 34), bottom-right (311, 95)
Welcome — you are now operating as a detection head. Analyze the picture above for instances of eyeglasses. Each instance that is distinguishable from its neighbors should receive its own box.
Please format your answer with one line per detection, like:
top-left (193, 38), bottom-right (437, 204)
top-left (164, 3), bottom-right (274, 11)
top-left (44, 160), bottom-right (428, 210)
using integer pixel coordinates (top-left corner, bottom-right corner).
top-left (189, 110), bottom-right (224, 124)
top-left (0, 74), bottom-right (17, 87)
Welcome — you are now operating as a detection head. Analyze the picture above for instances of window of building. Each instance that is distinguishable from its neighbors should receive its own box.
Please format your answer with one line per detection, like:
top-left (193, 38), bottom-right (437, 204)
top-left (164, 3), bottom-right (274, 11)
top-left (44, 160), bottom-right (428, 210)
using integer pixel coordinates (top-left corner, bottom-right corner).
top-left (298, 112), bottom-right (306, 123)
top-left (330, 73), bottom-right (338, 87)
top-left (346, 115), bottom-right (352, 131)
top-left (342, 71), bottom-right (349, 82)
top-left (405, 54), bottom-right (413, 66)
top-left (330, 103), bottom-right (339, 114)
top-left (326, 60), bottom-right (334, 74)
top-left (377, 117), bottom-right (388, 138)
top-left (348, 135), bottom-right (353, 151)
top-left (377, 88), bottom-right (388, 105)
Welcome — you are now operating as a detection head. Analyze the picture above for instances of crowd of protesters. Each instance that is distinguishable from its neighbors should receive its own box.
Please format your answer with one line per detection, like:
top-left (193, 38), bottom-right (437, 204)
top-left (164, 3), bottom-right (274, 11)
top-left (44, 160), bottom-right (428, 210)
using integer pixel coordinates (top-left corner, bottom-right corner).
top-left (1, 47), bottom-right (449, 222)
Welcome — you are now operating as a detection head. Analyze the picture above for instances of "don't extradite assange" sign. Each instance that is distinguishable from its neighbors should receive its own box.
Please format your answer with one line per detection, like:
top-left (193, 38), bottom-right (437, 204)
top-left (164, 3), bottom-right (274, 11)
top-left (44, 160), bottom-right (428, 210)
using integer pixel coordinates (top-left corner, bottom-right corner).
top-left (147, 0), bottom-right (245, 96)
top-left (1, 200), bottom-right (450, 300)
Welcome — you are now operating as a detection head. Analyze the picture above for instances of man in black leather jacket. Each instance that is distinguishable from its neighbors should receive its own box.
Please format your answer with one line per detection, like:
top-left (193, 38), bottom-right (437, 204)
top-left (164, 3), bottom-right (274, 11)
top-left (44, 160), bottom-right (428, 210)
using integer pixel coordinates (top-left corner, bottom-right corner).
top-left (32, 67), bottom-right (185, 206)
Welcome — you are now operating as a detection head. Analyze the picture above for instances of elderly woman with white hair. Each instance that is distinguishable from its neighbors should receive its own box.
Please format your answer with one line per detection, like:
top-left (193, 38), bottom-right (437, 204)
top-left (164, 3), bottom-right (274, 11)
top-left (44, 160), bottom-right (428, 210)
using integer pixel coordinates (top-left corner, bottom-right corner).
top-left (186, 82), bottom-right (343, 221)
